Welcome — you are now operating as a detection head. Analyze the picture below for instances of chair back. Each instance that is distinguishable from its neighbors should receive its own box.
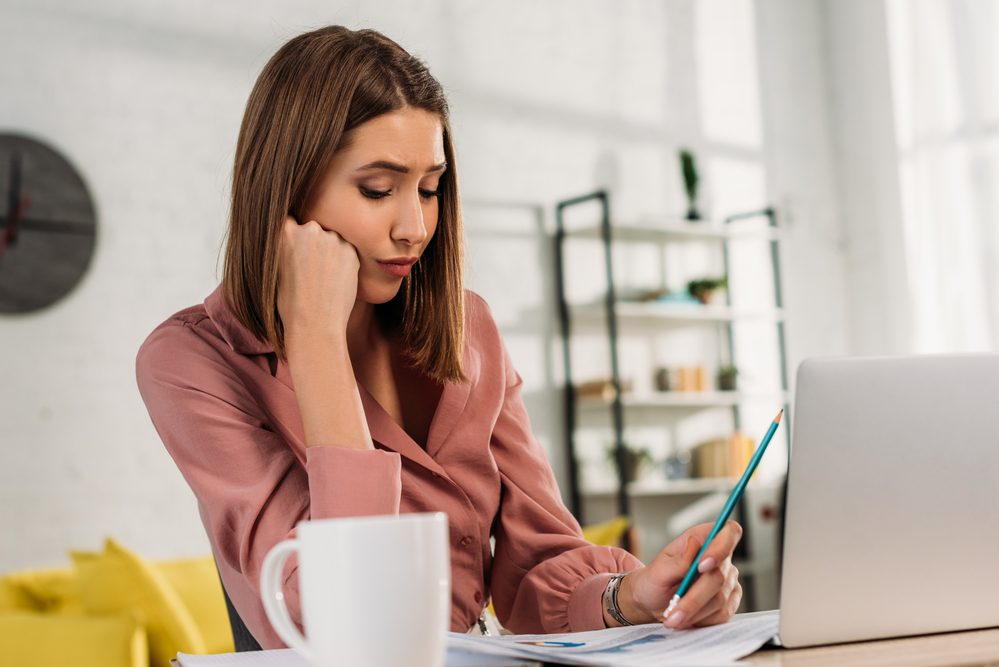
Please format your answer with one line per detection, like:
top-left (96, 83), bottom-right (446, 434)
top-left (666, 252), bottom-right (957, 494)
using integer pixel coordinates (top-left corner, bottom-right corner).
top-left (215, 565), bottom-right (262, 652)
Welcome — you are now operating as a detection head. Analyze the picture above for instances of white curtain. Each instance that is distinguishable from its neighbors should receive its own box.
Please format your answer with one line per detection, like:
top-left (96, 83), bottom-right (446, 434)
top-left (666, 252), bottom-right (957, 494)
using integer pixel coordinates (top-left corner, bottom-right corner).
top-left (886, 0), bottom-right (999, 352)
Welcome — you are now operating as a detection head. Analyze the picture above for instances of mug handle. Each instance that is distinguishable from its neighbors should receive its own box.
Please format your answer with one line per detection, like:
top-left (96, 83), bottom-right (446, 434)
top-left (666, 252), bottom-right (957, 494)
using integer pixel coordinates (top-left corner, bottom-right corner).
top-left (260, 539), bottom-right (313, 660)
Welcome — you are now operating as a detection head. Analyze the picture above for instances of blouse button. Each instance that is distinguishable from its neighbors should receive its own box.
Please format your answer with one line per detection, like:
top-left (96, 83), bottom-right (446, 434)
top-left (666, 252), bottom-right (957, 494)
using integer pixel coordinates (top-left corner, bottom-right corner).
top-left (458, 536), bottom-right (473, 548)
top-left (473, 591), bottom-right (482, 604)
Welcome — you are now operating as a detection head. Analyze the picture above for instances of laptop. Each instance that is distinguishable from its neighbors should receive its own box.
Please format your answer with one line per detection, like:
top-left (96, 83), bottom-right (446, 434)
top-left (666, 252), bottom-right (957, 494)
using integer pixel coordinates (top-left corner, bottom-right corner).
top-left (777, 353), bottom-right (999, 648)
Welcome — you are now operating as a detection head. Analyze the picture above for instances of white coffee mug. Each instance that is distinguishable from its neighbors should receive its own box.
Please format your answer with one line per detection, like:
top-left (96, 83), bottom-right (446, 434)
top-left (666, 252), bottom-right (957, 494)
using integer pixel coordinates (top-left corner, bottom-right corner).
top-left (260, 512), bottom-right (450, 667)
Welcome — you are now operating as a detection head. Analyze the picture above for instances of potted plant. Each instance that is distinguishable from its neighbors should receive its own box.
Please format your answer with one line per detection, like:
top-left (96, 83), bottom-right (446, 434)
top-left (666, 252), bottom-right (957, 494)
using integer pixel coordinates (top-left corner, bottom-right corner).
top-left (687, 276), bottom-right (727, 305)
top-left (717, 364), bottom-right (739, 391)
top-left (605, 444), bottom-right (654, 483)
top-left (679, 148), bottom-right (701, 221)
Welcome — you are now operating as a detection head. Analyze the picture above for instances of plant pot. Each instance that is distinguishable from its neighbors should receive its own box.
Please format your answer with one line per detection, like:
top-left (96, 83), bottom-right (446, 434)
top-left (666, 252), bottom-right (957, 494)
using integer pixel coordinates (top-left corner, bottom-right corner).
top-left (718, 375), bottom-right (737, 391)
top-left (609, 448), bottom-right (650, 483)
top-left (692, 289), bottom-right (715, 305)
top-left (654, 367), bottom-right (671, 392)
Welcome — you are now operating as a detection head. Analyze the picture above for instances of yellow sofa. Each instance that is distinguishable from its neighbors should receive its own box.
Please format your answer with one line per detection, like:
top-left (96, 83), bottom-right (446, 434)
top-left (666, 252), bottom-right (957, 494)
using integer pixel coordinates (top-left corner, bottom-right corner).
top-left (1, 518), bottom-right (632, 666)
top-left (0, 538), bottom-right (234, 667)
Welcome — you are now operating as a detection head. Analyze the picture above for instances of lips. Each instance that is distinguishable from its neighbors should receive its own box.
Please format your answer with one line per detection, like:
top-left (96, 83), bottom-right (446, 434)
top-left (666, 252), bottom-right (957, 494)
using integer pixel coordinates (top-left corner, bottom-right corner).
top-left (377, 258), bottom-right (416, 278)
top-left (378, 257), bottom-right (418, 266)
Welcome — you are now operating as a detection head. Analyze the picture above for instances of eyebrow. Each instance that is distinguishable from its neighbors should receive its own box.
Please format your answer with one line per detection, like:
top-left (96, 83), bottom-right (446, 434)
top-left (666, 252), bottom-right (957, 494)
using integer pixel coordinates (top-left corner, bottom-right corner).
top-left (356, 160), bottom-right (448, 175)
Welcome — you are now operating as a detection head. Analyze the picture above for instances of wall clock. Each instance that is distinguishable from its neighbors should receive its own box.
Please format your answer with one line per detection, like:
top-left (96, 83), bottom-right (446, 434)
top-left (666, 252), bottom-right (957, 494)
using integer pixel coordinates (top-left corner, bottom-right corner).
top-left (0, 133), bottom-right (97, 313)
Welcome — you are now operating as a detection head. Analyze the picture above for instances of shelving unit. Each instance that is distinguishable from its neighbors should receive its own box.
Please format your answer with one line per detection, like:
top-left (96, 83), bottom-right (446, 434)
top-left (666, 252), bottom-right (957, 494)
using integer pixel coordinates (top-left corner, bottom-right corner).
top-left (553, 190), bottom-right (790, 608)
top-left (577, 390), bottom-right (788, 411)
top-left (572, 301), bottom-right (786, 324)
top-left (581, 477), bottom-right (736, 497)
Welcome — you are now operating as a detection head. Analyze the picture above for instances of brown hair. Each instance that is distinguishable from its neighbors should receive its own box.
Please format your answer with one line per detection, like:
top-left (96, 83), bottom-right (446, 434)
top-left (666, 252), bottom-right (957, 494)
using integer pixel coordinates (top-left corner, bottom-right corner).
top-left (222, 25), bottom-right (466, 383)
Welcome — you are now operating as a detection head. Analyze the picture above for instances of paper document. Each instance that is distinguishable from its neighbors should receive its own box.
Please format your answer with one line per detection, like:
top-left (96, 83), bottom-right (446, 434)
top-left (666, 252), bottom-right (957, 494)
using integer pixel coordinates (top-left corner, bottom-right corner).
top-left (173, 611), bottom-right (777, 667)
top-left (448, 610), bottom-right (779, 667)
top-left (174, 647), bottom-right (540, 666)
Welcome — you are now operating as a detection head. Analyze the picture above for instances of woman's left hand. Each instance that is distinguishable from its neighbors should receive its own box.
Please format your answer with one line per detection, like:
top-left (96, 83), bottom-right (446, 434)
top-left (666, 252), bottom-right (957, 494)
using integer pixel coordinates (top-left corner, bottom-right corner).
top-left (611, 520), bottom-right (743, 630)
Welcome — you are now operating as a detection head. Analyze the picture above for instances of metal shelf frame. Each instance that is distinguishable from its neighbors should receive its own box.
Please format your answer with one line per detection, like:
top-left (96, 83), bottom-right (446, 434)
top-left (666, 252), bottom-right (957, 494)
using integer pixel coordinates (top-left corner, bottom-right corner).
top-left (553, 190), bottom-right (791, 524)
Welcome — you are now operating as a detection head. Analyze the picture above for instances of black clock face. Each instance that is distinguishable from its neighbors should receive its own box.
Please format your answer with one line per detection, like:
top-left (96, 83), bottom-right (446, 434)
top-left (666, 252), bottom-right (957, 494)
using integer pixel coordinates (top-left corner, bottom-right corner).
top-left (0, 133), bottom-right (97, 314)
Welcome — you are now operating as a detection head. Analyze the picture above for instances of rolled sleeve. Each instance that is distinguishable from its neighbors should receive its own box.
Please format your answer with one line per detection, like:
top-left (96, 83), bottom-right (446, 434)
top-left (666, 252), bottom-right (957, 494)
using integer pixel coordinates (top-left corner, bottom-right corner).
top-left (569, 572), bottom-right (615, 631)
top-left (306, 446), bottom-right (401, 517)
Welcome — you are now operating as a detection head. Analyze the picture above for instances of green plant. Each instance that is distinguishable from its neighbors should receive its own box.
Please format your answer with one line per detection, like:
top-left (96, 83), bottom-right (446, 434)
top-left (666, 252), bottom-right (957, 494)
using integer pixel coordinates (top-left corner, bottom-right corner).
top-left (717, 364), bottom-right (739, 391)
top-left (687, 276), bottom-right (728, 303)
top-left (604, 444), bottom-right (654, 482)
top-left (679, 149), bottom-right (699, 203)
top-left (679, 149), bottom-right (701, 220)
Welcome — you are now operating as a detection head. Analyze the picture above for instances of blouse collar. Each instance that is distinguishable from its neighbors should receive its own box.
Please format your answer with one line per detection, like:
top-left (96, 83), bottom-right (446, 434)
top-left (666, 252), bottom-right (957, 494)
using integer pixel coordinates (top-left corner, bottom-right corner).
top-left (203, 284), bottom-right (274, 355)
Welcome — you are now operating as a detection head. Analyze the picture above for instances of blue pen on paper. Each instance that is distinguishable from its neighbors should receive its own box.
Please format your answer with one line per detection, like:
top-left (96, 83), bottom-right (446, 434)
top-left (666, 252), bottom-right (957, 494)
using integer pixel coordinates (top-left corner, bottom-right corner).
top-left (516, 640), bottom-right (587, 647)
top-left (662, 409), bottom-right (783, 622)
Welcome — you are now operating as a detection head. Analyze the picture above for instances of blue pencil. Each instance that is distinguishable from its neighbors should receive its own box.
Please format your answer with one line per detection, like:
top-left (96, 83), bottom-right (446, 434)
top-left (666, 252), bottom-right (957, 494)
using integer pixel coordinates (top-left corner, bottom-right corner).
top-left (662, 409), bottom-right (783, 621)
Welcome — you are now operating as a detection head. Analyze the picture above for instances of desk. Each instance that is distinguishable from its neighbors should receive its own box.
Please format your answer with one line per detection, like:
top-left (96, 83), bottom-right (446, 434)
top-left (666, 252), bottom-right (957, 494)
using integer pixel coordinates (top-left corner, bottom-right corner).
top-left (744, 626), bottom-right (999, 666)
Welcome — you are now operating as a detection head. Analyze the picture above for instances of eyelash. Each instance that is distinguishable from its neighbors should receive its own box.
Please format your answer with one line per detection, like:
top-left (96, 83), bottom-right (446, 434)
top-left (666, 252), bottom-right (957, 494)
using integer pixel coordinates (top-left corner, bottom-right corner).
top-left (360, 186), bottom-right (442, 201)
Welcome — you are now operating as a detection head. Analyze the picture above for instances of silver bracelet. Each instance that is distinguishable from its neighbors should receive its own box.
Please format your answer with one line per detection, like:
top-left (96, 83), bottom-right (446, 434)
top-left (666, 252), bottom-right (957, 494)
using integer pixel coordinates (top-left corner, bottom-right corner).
top-left (602, 573), bottom-right (635, 626)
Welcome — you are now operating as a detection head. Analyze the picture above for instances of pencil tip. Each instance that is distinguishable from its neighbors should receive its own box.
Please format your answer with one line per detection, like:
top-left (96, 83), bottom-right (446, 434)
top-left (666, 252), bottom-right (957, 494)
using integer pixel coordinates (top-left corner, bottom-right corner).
top-left (774, 409), bottom-right (784, 423)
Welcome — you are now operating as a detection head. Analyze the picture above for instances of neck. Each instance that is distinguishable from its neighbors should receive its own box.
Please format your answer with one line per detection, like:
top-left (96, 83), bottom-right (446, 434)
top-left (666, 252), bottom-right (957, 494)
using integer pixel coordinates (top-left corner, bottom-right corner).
top-left (346, 301), bottom-right (407, 396)
top-left (346, 300), bottom-right (377, 353)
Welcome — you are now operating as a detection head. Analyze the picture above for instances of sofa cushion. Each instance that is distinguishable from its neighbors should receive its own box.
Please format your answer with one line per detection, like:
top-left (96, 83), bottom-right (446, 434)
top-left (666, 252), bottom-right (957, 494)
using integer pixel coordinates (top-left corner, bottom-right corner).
top-left (157, 556), bottom-right (235, 654)
top-left (71, 538), bottom-right (206, 667)
top-left (0, 610), bottom-right (148, 667)
top-left (582, 516), bottom-right (631, 547)
top-left (0, 578), bottom-right (35, 612)
top-left (0, 566), bottom-right (84, 613)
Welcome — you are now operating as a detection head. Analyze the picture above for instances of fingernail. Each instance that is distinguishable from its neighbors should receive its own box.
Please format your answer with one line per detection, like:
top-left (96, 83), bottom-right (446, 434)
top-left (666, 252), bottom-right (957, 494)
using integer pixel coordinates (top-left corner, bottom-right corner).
top-left (698, 557), bottom-right (716, 573)
top-left (665, 610), bottom-right (686, 628)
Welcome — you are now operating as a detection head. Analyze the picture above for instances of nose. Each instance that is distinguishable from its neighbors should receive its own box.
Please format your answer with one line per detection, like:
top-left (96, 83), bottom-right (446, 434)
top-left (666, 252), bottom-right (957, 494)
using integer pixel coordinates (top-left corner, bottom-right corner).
top-left (391, 190), bottom-right (430, 246)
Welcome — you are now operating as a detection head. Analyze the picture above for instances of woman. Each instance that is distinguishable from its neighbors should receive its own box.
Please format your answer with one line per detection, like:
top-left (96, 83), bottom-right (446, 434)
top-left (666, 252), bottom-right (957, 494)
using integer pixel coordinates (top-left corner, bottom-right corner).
top-left (135, 25), bottom-right (743, 650)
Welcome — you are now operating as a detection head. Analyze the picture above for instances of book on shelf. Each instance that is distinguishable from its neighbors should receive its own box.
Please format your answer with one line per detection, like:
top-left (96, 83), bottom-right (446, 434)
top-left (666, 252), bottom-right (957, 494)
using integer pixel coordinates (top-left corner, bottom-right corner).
top-left (692, 432), bottom-right (756, 479)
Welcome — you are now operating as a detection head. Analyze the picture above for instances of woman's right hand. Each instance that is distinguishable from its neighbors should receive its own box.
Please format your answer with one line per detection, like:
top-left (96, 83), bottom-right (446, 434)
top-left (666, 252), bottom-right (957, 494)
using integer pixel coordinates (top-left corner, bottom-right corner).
top-left (276, 215), bottom-right (361, 340)
top-left (277, 215), bottom-right (373, 450)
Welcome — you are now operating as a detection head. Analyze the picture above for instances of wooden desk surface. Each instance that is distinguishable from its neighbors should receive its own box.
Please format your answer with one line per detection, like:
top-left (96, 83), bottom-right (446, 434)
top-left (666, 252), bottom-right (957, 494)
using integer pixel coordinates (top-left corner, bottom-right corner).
top-left (744, 626), bottom-right (999, 667)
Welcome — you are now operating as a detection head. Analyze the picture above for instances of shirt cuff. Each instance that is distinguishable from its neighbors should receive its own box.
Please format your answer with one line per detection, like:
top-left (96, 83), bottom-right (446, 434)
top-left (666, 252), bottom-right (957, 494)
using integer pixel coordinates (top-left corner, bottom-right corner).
top-left (305, 446), bottom-right (402, 518)
top-left (568, 572), bottom-right (615, 632)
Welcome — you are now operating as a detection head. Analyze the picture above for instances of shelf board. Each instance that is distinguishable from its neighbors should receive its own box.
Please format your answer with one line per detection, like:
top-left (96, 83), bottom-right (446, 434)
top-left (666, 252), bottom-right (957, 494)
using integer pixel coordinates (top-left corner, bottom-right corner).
top-left (582, 477), bottom-right (736, 497)
top-left (577, 390), bottom-right (787, 410)
top-left (573, 301), bottom-right (786, 323)
top-left (565, 221), bottom-right (780, 243)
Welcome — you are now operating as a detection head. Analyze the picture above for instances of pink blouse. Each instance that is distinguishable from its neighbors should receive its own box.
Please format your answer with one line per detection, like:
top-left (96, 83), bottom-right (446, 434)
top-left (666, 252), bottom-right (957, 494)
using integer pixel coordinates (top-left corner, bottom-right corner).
top-left (135, 285), bottom-right (642, 649)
